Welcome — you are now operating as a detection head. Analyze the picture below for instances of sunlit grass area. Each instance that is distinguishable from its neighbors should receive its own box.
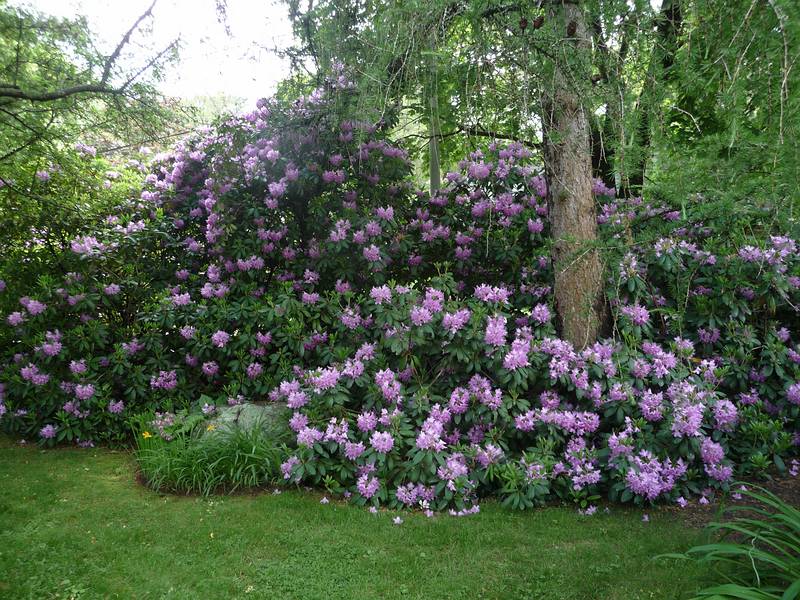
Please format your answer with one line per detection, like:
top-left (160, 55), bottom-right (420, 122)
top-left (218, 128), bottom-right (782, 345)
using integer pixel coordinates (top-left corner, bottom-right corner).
top-left (0, 437), bottom-right (710, 600)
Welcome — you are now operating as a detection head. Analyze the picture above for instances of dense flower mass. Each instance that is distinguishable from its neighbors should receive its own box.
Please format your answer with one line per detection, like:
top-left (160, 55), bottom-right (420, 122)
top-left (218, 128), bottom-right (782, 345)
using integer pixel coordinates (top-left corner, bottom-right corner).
top-left (1, 75), bottom-right (799, 513)
top-left (211, 330), bottom-right (230, 348)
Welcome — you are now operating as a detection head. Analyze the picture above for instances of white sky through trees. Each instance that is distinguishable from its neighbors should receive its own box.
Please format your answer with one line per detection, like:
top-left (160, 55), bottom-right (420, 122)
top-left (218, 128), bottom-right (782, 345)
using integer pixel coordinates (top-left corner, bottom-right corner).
top-left (8, 0), bottom-right (665, 112)
top-left (10, 0), bottom-right (294, 108)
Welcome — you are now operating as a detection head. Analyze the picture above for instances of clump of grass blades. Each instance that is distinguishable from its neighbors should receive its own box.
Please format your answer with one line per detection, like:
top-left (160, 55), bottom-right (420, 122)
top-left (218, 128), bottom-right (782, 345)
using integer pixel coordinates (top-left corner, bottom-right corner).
top-left (664, 485), bottom-right (800, 600)
top-left (134, 421), bottom-right (288, 496)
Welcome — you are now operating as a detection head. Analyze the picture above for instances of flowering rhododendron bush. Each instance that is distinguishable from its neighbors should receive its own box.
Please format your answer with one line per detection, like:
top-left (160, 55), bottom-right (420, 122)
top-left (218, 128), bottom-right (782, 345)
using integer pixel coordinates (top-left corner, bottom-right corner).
top-left (1, 75), bottom-right (799, 510)
top-left (0, 143), bottom-right (151, 312)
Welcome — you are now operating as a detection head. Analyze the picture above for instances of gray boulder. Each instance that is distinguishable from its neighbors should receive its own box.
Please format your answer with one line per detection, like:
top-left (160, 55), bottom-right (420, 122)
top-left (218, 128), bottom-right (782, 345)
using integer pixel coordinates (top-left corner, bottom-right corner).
top-left (207, 402), bottom-right (291, 440)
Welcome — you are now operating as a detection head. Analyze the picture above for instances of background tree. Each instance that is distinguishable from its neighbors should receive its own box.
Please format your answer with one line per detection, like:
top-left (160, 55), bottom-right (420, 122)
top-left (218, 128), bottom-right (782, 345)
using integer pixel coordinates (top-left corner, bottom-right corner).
top-left (540, 0), bottom-right (605, 348)
top-left (0, 0), bottom-right (185, 163)
top-left (0, 0), bottom-right (196, 300)
top-left (277, 0), bottom-right (799, 346)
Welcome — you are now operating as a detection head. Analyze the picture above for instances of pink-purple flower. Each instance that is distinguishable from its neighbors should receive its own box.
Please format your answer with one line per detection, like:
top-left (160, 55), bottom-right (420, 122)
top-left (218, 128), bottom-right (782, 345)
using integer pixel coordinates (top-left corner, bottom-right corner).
top-left (7, 311), bottom-right (25, 326)
top-left (370, 285), bottom-right (392, 304)
top-left (363, 244), bottom-right (381, 262)
top-left (202, 361), bottom-right (219, 377)
top-left (39, 424), bottom-right (57, 439)
top-left (484, 315), bottom-right (507, 347)
top-left (620, 304), bottom-right (650, 326)
top-left (211, 330), bottom-right (230, 348)
top-left (370, 431), bottom-right (394, 454)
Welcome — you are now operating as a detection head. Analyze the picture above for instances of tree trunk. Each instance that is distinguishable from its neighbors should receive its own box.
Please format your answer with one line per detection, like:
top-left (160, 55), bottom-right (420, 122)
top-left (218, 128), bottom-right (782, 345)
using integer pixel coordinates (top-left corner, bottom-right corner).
top-left (428, 92), bottom-right (441, 196)
top-left (542, 0), bottom-right (606, 349)
top-left (427, 38), bottom-right (442, 196)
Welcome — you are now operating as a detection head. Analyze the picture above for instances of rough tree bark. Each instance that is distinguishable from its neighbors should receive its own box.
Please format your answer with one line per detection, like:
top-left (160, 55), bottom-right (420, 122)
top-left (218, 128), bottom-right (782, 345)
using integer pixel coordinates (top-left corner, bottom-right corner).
top-left (542, 0), bottom-right (606, 349)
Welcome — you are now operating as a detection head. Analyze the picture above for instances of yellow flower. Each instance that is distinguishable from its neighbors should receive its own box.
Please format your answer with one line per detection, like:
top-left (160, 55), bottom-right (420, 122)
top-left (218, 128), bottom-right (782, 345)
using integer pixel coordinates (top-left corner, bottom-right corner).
top-left (142, 431), bottom-right (152, 439)
top-left (206, 424), bottom-right (216, 431)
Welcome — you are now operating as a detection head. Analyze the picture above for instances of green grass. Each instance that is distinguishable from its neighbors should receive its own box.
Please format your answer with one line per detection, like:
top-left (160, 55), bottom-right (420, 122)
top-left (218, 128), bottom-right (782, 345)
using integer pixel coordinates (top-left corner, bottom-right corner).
top-left (0, 437), bottom-right (710, 600)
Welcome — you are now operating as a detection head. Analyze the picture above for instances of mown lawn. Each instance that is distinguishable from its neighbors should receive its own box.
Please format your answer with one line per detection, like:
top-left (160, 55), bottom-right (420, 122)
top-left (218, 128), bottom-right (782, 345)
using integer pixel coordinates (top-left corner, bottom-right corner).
top-left (0, 437), bottom-right (710, 600)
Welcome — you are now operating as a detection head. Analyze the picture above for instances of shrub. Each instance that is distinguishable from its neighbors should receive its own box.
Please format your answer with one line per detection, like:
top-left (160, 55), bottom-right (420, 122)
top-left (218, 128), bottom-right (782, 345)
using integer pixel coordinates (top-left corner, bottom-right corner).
top-left (0, 144), bottom-right (148, 321)
top-left (1, 65), bottom-right (799, 511)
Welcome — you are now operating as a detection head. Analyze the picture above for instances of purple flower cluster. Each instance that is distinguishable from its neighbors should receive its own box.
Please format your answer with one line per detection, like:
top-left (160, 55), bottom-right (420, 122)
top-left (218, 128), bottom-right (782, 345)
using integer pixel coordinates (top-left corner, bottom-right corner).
top-left (442, 309), bottom-right (471, 333)
top-left (624, 451), bottom-right (687, 501)
top-left (39, 424), bottom-right (57, 439)
top-left (40, 330), bottom-right (63, 357)
top-left (150, 370), bottom-right (178, 390)
top-left (375, 369), bottom-right (401, 402)
top-left (370, 285), bottom-right (391, 304)
top-left (484, 315), bottom-right (507, 347)
top-left (503, 333), bottom-right (531, 370)
top-left (21, 363), bottom-right (49, 386)
top-left (370, 431), bottom-right (394, 453)
top-left (211, 330), bottom-right (230, 348)
top-left (620, 304), bottom-right (650, 326)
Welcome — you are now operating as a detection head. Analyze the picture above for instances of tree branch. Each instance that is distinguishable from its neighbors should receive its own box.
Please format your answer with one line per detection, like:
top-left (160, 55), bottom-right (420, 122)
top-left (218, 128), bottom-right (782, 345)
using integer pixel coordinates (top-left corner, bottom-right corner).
top-left (0, 83), bottom-right (123, 102)
top-left (0, 111), bottom-right (57, 162)
top-left (120, 39), bottom-right (180, 91)
top-left (0, 1), bottom-right (162, 102)
top-left (99, 128), bottom-right (197, 155)
top-left (458, 123), bottom-right (541, 149)
top-left (102, 0), bottom-right (158, 84)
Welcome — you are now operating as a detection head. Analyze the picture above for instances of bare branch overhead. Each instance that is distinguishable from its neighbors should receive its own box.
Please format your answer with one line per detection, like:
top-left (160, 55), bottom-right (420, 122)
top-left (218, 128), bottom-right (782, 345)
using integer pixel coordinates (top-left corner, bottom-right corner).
top-left (0, 0), bottom-right (173, 103)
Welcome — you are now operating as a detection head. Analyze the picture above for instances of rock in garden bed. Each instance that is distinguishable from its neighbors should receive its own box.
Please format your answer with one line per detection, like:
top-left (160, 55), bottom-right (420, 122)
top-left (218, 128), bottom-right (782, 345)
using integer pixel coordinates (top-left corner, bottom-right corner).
top-left (206, 402), bottom-right (291, 439)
